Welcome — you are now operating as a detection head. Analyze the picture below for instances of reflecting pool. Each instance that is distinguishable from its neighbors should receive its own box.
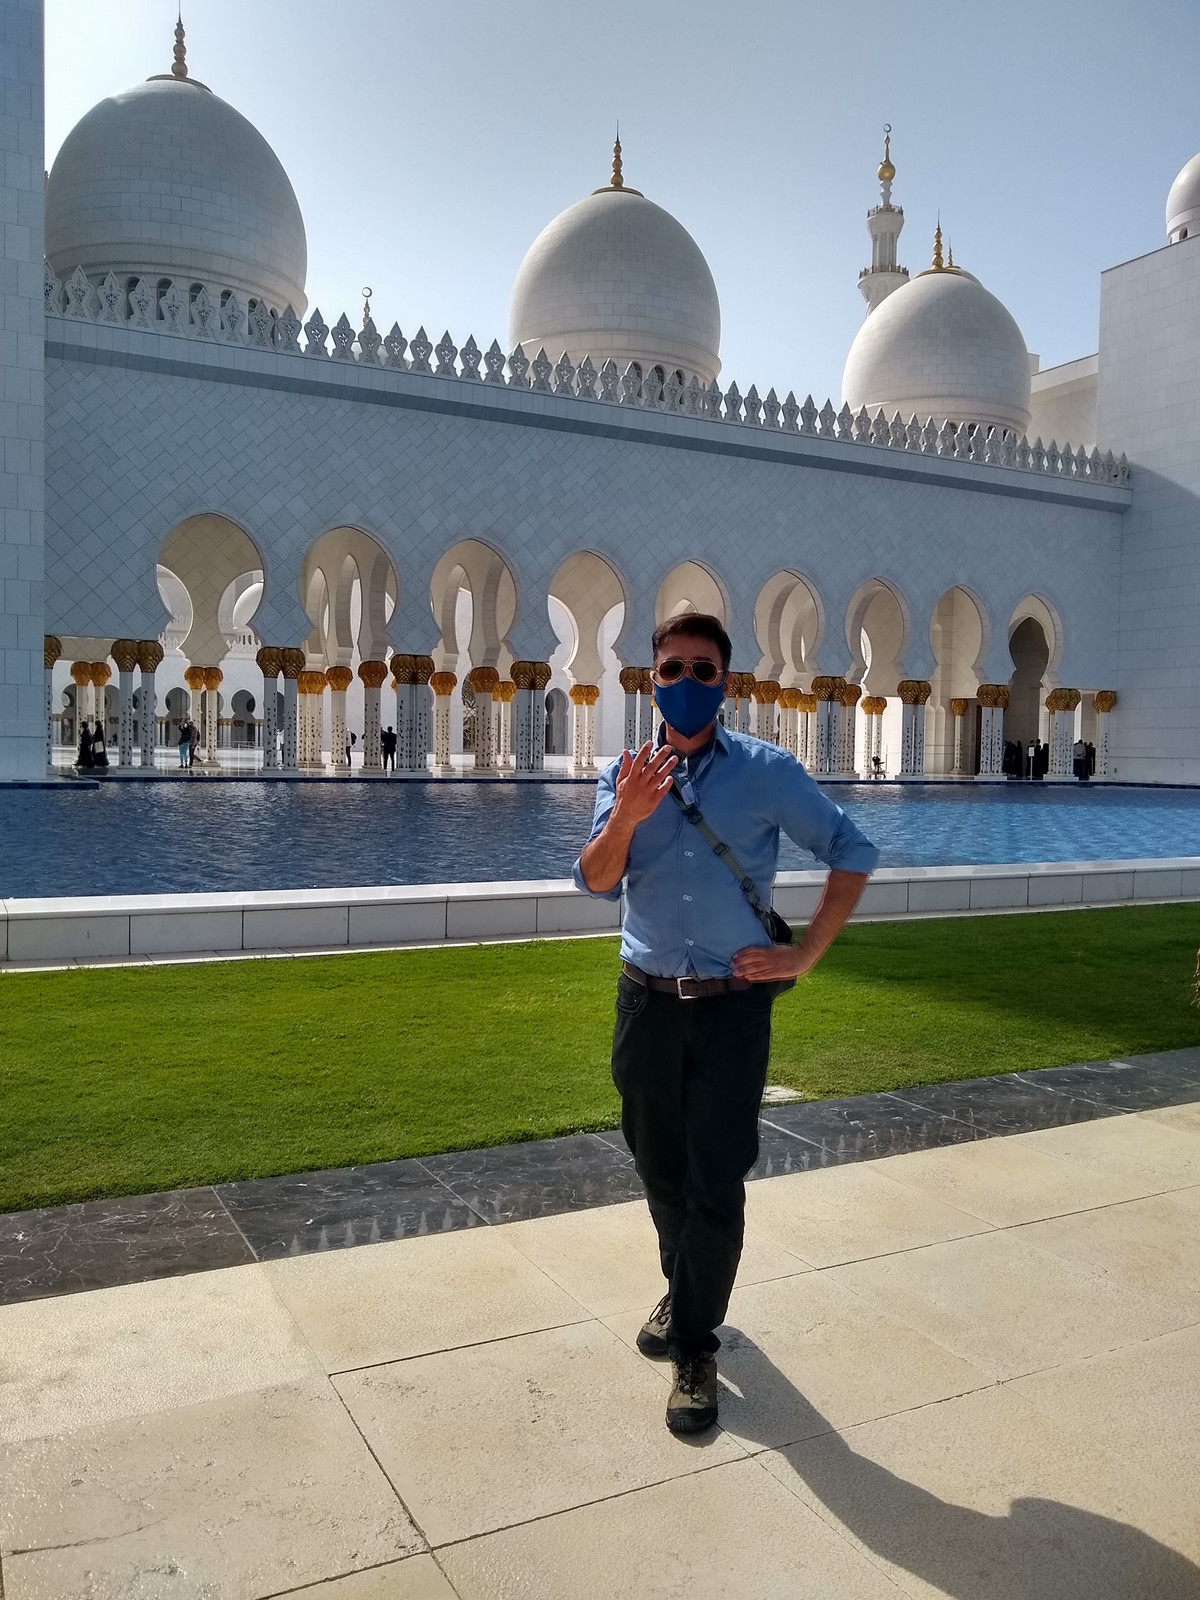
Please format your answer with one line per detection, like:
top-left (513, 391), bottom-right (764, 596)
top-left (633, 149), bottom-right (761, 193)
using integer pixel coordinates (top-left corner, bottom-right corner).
top-left (3, 780), bottom-right (1200, 899)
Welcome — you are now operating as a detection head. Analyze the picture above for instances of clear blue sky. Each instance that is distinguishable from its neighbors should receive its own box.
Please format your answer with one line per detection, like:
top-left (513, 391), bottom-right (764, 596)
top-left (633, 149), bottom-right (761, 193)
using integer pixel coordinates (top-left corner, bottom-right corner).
top-left (45, 0), bottom-right (1200, 402)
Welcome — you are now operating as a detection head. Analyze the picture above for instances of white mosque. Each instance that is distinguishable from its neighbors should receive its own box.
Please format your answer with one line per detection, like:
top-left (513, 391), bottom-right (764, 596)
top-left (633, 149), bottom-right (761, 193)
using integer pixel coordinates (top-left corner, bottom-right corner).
top-left (3, 6), bottom-right (1199, 786)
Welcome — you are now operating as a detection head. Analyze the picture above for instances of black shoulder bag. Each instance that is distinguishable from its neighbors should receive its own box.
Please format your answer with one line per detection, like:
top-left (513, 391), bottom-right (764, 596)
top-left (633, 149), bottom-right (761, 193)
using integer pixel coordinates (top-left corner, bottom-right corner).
top-left (668, 782), bottom-right (796, 997)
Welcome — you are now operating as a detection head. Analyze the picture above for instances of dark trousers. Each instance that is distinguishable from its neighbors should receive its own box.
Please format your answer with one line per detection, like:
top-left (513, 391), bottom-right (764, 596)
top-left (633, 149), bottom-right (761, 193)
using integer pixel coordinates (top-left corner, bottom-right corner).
top-left (611, 972), bottom-right (774, 1358)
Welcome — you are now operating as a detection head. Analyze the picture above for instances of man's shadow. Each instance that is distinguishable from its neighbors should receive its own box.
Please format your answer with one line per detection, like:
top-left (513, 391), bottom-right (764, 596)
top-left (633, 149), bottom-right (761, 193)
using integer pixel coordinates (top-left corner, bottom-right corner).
top-left (700, 1332), bottom-right (1200, 1599)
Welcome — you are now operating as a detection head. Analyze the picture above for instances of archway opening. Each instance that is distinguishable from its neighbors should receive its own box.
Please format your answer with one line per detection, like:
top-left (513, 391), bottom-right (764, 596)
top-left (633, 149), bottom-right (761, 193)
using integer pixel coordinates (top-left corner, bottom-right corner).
top-left (548, 552), bottom-right (627, 761)
top-left (847, 579), bottom-right (909, 775)
top-left (929, 588), bottom-right (986, 774)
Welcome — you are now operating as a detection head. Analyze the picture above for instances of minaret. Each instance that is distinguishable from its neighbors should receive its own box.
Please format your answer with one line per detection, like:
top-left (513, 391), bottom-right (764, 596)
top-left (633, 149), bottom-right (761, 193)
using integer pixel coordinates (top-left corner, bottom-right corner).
top-left (858, 127), bottom-right (909, 314)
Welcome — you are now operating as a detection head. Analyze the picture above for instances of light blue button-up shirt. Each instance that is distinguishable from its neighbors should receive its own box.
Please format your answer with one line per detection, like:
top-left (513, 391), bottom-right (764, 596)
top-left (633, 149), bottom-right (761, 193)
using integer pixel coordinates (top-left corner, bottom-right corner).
top-left (572, 723), bottom-right (880, 978)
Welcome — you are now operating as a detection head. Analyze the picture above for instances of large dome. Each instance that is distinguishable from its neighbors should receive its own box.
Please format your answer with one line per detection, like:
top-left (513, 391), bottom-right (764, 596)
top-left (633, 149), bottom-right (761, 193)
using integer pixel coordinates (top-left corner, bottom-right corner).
top-left (509, 157), bottom-right (721, 386)
top-left (46, 67), bottom-right (307, 315)
top-left (1167, 152), bottom-right (1200, 243)
top-left (842, 258), bottom-right (1030, 435)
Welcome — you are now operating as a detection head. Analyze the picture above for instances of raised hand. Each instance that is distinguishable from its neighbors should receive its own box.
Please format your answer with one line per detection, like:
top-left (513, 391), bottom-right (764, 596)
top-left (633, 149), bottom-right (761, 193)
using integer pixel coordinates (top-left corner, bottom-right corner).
top-left (613, 741), bottom-right (679, 826)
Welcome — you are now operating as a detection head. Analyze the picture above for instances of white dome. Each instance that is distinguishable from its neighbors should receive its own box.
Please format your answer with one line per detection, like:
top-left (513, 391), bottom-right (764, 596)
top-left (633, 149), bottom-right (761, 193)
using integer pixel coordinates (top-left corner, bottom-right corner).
top-left (509, 182), bottom-right (721, 385)
top-left (1166, 153), bottom-right (1200, 243)
top-left (46, 74), bottom-right (307, 314)
top-left (842, 266), bottom-right (1031, 435)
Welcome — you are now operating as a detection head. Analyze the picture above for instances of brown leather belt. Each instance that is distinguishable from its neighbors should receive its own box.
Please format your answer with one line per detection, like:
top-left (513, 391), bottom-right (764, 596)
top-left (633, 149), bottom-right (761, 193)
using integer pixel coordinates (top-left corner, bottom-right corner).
top-left (621, 959), bottom-right (752, 1000)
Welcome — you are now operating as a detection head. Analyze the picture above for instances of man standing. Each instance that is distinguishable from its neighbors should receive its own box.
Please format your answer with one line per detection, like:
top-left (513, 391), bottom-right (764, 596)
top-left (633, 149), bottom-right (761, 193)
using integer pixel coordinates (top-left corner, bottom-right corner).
top-left (574, 614), bottom-right (877, 1435)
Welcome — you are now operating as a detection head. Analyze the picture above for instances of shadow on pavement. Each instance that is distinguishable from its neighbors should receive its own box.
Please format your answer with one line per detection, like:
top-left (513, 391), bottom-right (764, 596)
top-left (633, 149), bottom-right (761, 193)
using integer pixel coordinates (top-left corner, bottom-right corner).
top-left (716, 1334), bottom-right (1200, 1600)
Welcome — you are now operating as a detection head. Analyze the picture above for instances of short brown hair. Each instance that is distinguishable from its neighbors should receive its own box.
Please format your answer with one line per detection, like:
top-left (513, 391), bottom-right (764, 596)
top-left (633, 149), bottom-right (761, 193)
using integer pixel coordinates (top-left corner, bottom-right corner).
top-left (651, 612), bottom-right (732, 672)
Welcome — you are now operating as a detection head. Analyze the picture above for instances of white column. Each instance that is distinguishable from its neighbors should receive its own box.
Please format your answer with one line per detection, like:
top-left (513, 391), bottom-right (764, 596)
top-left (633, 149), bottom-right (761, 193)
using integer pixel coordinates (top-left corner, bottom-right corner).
top-left (44, 638), bottom-right (61, 768)
top-left (512, 662), bottom-right (550, 773)
top-left (754, 684), bottom-right (779, 743)
top-left (897, 681), bottom-right (931, 778)
top-left (204, 672), bottom-right (221, 764)
top-left (431, 672), bottom-right (456, 771)
top-left (1046, 689), bottom-right (1081, 781)
top-left (281, 671), bottom-right (300, 770)
top-left (138, 642), bottom-right (162, 769)
top-left (637, 671), bottom-right (654, 746)
top-left (1092, 691), bottom-right (1116, 778)
top-left (950, 699), bottom-right (967, 774)
top-left (327, 667), bottom-right (350, 767)
top-left (413, 678), bottom-right (432, 770)
top-left (976, 686), bottom-right (1007, 778)
top-left (839, 689), bottom-right (861, 776)
top-left (360, 660), bottom-right (385, 771)
top-left (257, 648), bottom-right (280, 769)
top-left (469, 668), bottom-right (499, 771)
top-left (497, 683), bottom-right (514, 766)
top-left (811, 678), bottom-right (844, 776)
top-left (622, 689), bottom-right (639, 750)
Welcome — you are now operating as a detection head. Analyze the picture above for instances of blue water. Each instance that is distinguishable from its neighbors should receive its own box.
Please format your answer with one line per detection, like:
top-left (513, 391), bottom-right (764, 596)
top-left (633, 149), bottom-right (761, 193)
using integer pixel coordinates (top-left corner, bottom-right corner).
top-left (2, 780), bottom-right (1199, 900)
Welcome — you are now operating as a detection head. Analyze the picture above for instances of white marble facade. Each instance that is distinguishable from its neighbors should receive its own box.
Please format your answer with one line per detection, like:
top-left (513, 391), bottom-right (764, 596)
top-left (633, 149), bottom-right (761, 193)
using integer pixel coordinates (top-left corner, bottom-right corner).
top-left (2, 5), bottom-right (1200, 783)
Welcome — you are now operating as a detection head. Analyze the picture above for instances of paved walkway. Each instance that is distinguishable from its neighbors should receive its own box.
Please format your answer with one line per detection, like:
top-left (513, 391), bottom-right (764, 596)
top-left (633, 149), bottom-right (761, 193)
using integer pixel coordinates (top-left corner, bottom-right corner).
top-left (3, 1094), bottom-right (1200, 1597)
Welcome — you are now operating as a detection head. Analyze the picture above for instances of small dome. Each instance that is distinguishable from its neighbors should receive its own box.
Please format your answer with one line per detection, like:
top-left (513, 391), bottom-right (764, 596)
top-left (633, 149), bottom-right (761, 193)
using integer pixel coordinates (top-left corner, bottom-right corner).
top-left (46, 71), bottom-right (307, 314)
top-left (842, 263), bottom-right (1031, 434)
top-left (509, 162), bottom-right (721, 385)
top-left (1166, 152), bottom-right (1200, 243)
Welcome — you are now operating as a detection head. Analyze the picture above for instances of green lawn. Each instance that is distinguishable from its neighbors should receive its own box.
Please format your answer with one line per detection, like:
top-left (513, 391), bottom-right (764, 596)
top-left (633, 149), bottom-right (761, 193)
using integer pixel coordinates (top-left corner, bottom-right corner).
top-left (2, 902), bottom-right (1198, 1214)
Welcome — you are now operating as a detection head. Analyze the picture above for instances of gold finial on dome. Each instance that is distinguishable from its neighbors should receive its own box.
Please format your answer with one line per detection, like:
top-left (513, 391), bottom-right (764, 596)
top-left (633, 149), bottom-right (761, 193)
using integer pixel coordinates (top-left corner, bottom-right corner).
top-left (877, 125), bottom-right (895, 183)
top-left (171, 11), bottom-right (187, 80)
top-left (931, 219), bottom-right (944, 270)
top-left (947, 239), bottom-right (955, 269)
top-left (611, 127), bottom-right (624, 190)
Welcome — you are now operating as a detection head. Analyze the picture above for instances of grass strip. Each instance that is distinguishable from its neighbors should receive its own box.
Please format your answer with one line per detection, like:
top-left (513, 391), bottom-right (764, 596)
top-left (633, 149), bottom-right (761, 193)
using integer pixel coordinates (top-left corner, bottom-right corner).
top-left (1, 902), bottom-right (1198, 1213)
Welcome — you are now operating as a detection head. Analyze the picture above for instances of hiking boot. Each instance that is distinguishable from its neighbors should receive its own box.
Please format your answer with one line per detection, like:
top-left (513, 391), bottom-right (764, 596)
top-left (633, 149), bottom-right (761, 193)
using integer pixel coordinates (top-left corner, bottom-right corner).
top-left (666, 1353), bottom-right (719, 1434)
top-left (636, 1291), bottom-right (672, 1357)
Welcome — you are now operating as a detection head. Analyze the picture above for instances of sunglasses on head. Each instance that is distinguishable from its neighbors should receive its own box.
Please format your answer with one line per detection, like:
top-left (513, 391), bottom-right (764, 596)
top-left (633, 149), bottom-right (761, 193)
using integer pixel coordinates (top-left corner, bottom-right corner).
top-left (653, 657), bottom-right (725, 686)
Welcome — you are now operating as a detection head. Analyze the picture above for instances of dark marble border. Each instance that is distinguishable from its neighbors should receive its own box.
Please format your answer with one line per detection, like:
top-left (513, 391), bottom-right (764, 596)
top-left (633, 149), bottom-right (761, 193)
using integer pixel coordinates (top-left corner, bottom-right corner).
top-left (3, 1049), bottom-right (1198, 1308)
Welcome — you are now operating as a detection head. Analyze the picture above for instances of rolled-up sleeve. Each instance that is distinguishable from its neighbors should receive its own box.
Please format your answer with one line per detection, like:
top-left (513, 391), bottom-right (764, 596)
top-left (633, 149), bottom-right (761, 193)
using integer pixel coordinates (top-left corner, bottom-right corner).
top-left (774, 760), bottom-right (880, 875)
top-left (571, 762), bottom-right (625, 900)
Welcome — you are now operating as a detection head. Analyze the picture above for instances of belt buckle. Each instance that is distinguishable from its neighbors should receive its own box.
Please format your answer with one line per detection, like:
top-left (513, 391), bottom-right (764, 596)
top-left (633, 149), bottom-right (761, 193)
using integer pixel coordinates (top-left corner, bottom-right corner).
top-left (676, 976), bottom-right (705, 1001)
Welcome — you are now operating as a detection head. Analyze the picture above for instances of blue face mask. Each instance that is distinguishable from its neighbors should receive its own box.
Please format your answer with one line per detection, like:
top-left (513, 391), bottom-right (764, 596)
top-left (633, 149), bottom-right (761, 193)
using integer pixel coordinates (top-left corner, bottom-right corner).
top-left (653, 675), bottom-right (727, 740)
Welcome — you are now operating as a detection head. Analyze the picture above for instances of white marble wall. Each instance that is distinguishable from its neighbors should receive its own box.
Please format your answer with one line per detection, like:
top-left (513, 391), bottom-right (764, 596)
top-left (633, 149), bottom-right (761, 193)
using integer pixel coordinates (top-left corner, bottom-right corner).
top-left (1098, 234), bottom-right (1200, 783)
top-left (42, 315), bottom-right (1127, 709)
top-left (0, 0), bottom-right (45, 779)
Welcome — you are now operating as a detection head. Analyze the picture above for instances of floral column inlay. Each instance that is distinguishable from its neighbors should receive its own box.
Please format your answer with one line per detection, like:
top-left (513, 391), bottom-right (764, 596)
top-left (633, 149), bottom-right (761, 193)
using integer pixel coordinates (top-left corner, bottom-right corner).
top-left (1045, 687), bottom-right (1082, 780)
top-left (430, 671), bottom-right (457, 771)
top-left (860, 696), bottom-right (887, 775)
top-left (326, 666), bottom-right (353, 768)
top-left (569, 683), bottom-right (600, 770)
top-left (897, 680), bottom-right (932, 778)
top-left (469, 666), bottom-right (501, 770)
top-left (496, 679), bottom-right (516, 766)
top-left (1092, 690), bottom-right (1117, 778)
top-left (810, 677), bottom-right (846, 775)
top-left (976, 684), bottom-right (1009, 778)
top-left (619, 666), bottom-right (641, 751)
top-left (256, 647), bottom-right (283, 769)
top-left (44, 636), bottom-right (61, 769)
top-left (69, 660), bottom-right (92, 745)
top-left (203, 667), bottom-right (223, 764)
top-left (280, 649), bottom-right (305, 770)
top-left (776, 688), bottom-right (799, 756)
top-left (111, 639), bottom-right (140, 769)
top-left (950, 697), bottom-right (970, 775)
top-left (752, 680), bottom-right (781, 744)
top-left (637, 668), bottom-right (655, 746)
top-left (840, 682), bottom-right (862, 775)
top-left (137, 640), bottom-right (164, 768)
top-left (358, 659), bottom-right (387, 771)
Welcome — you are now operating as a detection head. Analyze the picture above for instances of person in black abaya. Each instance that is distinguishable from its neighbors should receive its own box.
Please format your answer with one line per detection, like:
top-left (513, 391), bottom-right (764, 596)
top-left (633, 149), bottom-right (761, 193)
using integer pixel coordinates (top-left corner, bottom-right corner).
top-left (77, 720), bottom-right (94, 769)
